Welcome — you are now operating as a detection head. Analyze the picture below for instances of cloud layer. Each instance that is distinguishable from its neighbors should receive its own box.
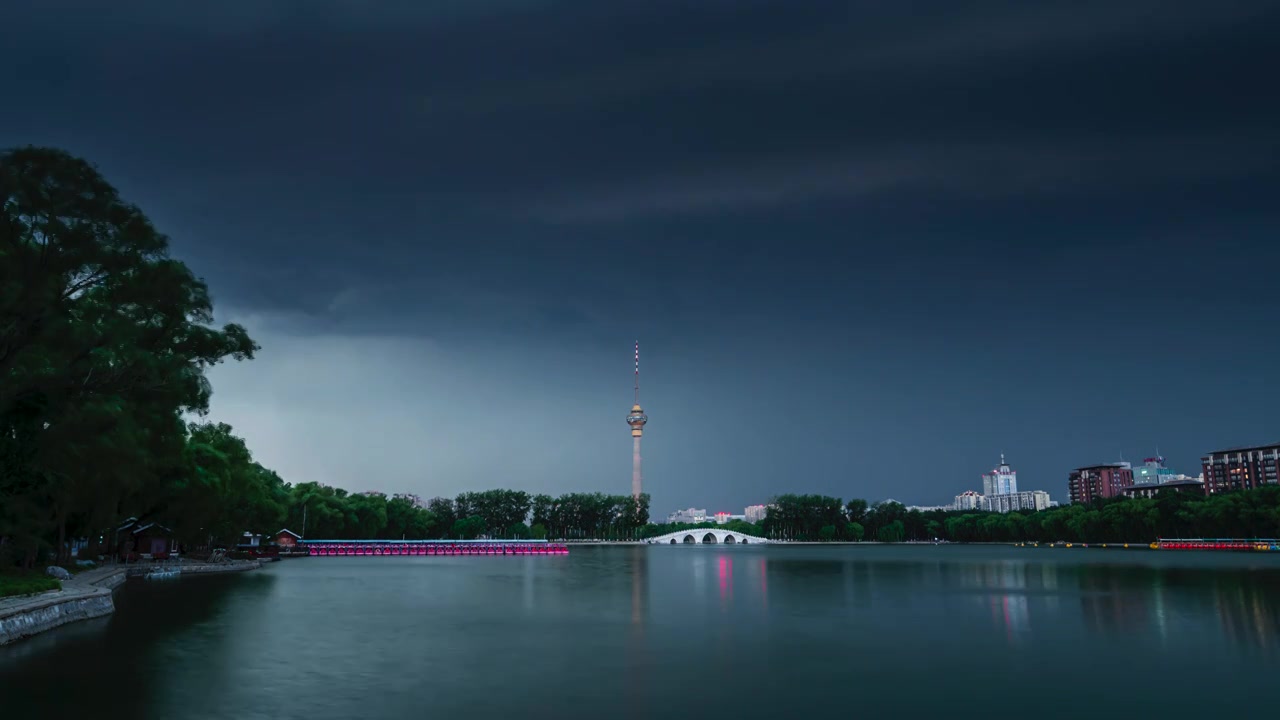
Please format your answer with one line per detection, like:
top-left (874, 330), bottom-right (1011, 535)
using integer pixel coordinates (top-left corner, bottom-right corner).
top-left (4, 0), bottom-right (1279, 510)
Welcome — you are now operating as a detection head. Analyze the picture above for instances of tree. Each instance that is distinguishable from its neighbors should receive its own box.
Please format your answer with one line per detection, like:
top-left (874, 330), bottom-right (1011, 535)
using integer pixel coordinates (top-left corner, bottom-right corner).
top-left (452, 516), bottom-right (485, 540)
top-left (845, 499), bottom-right (868, 525)
top-left (819, 524), bottom-right (836, 541)
top-left (1, 147), bottom-right (256, 567)
top-left (846, 522), bottom-right (865, 541)
top-left (426, 497), bottom-right (457, 538)
top-left (877, 520), bottom-right (905, 543)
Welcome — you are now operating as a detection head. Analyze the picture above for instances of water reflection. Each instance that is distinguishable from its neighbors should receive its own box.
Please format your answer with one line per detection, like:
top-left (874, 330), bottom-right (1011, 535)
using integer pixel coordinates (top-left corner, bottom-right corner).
top-left (1079, 567), bottom-right (1151, 636)
top-left (626, 547), bottom-right (650, 718)
top-left (1213, 575), bottom-right (1279, 652)
top-left (717, 555), bottom-right (733, 610)
top-left (0, 572), bottom-right (258, 720)
top-left (739, 550), bottom-right (1280, 653)
top-left (691, 552), bottom-right (706, 600)
top-left (5, 548), bottom-right (1280, 720)
top-left (631, 546), bottom-right (647, 627)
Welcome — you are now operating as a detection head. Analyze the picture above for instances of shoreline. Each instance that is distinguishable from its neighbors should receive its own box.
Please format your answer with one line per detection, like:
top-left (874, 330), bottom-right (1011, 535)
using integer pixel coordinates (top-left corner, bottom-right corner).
top-left (0, 560), bottom-right (262, 647)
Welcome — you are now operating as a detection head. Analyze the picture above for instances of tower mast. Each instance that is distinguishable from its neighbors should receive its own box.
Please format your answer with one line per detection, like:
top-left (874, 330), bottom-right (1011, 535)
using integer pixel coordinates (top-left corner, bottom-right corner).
top-left (626, 341), bottom-right (648, 500)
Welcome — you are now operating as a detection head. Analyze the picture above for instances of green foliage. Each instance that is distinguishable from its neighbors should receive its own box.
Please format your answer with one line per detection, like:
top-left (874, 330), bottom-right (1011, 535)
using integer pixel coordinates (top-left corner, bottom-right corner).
top-left (271, 489), bottom-right (654, 542)
top-left (818, 525), bottom-right (836, 541)
top-left (451, 516), bottom-right (486, 540)
top-left (456, 490), bottom-right (532, 537)
top-left (763, 486), bottom-right (1280, 544)
top-left (536, 492), bottom-right (651, 540)
top-left (0, 147), bottom-right (258, 568)
top-left (761, 494), bottom-right (847, 540)
top-left (877, 520), bottom-right (905, 543)
top-left (0, 570), bottom-right (60, 598)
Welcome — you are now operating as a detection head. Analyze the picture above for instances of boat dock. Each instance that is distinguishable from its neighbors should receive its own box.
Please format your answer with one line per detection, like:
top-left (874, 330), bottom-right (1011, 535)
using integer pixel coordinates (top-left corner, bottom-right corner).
top-left (1156, 538), bottom-right (1279, 551)
top-left (302, 540), bottom-right (568, 556)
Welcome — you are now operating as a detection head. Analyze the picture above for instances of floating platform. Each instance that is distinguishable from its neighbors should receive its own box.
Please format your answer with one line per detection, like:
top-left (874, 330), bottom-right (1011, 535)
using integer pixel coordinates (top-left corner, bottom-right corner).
top-left (302, 540), bottom-right (568, 556)
top-left (1156, 538), bottom-right (1280, 552)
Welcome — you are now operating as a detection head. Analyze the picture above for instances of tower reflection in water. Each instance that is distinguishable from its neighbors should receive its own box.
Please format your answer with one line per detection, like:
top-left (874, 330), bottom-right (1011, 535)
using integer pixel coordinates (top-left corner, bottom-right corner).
top-left (631, 546), bottom-right (647, 627)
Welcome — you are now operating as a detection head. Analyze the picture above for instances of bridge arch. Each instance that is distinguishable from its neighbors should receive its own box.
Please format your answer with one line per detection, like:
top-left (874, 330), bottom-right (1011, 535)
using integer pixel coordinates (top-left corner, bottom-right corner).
top-left (647, 528), bottom-right (772, 545)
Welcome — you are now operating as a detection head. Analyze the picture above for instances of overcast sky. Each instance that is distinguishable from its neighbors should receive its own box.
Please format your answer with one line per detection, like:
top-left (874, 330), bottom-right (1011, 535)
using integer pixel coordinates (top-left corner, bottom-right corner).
top-left (4, 1), bottom-right (1278, 512)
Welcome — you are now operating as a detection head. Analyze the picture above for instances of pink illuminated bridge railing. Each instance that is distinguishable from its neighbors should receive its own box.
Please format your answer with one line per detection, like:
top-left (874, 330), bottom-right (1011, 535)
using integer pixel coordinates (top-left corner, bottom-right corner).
top-left (301, 540), bottom-right (568, 556)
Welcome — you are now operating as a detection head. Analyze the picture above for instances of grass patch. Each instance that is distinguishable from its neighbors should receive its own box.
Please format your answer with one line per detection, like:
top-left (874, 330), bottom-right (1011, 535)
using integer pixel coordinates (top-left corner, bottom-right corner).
top-left (0, 570), bottom-right (62, 599)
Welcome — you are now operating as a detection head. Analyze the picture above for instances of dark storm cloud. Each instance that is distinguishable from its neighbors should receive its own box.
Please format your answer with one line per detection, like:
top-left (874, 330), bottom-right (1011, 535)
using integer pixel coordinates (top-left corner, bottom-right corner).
top-left (2, 1), bottom-right (1278, 510)
top-left (527, 132), bottom-right (1280, 222)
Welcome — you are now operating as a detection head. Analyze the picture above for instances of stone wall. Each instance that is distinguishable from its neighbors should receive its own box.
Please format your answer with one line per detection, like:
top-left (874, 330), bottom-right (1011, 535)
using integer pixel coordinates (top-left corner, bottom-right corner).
top-left (123, 560), bottom-right (260, 577)
top-left (178, 560), bottom-right (261, 574)
top-left (97, 570), bottom-right (127, 589)
top-left (0, 561), bottom-right (258, 646)
top-left (0, 589), bottom-right (114, 646)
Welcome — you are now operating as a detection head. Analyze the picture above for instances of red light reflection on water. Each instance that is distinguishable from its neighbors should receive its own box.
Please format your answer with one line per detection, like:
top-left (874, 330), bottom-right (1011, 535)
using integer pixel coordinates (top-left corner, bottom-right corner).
top-left (718, 555), bottom-right (733, 606)
top-left (759, 557), bottom-right (768, 611)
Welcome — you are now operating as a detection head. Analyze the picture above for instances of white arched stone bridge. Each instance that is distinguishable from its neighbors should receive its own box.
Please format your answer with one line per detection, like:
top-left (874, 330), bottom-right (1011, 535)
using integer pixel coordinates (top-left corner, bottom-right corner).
top-left (646, 528), bottom-right (772, 545)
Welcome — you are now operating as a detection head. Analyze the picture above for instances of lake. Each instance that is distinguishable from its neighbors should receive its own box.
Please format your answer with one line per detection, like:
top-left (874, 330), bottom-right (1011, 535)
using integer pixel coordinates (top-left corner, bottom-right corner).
top-left (2, 545), bottom-right (1278, 719)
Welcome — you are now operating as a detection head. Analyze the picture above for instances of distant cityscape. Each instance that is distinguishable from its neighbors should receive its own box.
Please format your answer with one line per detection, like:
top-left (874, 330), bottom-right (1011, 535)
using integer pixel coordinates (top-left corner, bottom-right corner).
top-left (662, 440), bottom-right (1280, 521)
top-left (666, 505), bottom-right (770, 525)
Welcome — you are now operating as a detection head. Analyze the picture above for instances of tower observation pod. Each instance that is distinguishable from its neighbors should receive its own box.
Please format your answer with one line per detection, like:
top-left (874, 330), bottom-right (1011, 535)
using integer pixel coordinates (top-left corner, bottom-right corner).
top-left (627, 342), bottom-right (648, 499)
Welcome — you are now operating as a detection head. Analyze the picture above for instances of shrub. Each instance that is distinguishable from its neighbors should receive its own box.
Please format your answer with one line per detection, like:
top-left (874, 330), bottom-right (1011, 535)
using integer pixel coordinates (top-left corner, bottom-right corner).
top-left (0, 571), bottom-right (61, 599)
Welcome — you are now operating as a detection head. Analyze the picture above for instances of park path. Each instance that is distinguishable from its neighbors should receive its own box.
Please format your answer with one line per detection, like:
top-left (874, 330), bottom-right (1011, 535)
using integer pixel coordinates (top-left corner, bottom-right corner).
top-left (0, 565), bottom-right (125, 619)
top-left (1, 557), bottom-right (262, 618)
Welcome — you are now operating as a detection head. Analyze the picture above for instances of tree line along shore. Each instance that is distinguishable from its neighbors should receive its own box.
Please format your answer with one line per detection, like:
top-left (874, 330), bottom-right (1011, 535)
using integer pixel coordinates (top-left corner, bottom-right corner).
top-left (4, 147), bottom-right (1279, 599)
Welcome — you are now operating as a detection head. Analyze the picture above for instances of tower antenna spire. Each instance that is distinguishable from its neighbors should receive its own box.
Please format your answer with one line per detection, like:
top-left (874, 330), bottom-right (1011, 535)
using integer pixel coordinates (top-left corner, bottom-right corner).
top-left (626, 341), bottom-right (649, 499)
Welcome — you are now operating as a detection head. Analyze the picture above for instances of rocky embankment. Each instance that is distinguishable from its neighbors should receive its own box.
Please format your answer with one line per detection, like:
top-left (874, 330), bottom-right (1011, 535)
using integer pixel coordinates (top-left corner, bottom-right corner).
top-left (0, 559), bottom-right (261, 646)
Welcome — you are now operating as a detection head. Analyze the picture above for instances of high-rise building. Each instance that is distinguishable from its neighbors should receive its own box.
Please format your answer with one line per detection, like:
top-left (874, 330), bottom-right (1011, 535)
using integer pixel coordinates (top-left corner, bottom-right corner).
top-left (982, 491), bottom-right (1052, 513)
top-left (1068, 463), bottom-right (1134, 504)
top-left (393, 493), bottom-right (426, 508)
top-left (666, 508), bottom-right (707, 524)
top-left (1201, 442), bottom-right (1280, 495)
top-left (744, 505), bottom-right (769, 523)
top-left (626, 342), bottom-right (649, 499)
top-left (982, 454), bottom-right (1017, 496)
top-left (1133, 456), bottom-right (1176, 485)
top-left (953, 491), bottom-right (983, 511)
top-left (1120, 477), bottom-right (1205, 499)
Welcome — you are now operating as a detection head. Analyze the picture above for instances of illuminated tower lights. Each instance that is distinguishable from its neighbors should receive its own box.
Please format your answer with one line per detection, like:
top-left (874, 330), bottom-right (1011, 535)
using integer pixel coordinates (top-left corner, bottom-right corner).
top-left (626, 341), bottom-right (648, 499)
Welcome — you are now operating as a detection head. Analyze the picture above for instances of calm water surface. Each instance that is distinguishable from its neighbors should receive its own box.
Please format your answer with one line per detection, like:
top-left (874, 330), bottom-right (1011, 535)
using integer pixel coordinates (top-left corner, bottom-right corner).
top-left (3, 545), bottom-right (1279, 719)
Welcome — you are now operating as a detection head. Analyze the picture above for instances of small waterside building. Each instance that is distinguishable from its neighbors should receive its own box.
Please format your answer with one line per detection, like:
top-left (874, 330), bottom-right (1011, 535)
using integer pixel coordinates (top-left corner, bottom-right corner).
top-left (275, 529), bottom-right (302, 548)
top-left (115, 517), bottom-right (177, 559)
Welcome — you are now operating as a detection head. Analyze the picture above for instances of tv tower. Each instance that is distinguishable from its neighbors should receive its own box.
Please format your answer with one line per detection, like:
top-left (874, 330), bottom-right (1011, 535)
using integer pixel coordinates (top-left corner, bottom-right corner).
top-left (626, 341), bottom-right (648, 499)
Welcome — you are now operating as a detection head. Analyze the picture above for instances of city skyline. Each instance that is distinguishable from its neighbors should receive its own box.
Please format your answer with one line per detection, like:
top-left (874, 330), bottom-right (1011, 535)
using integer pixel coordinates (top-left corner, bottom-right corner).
top-left (2, 2), bottom-right (1276, 512)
